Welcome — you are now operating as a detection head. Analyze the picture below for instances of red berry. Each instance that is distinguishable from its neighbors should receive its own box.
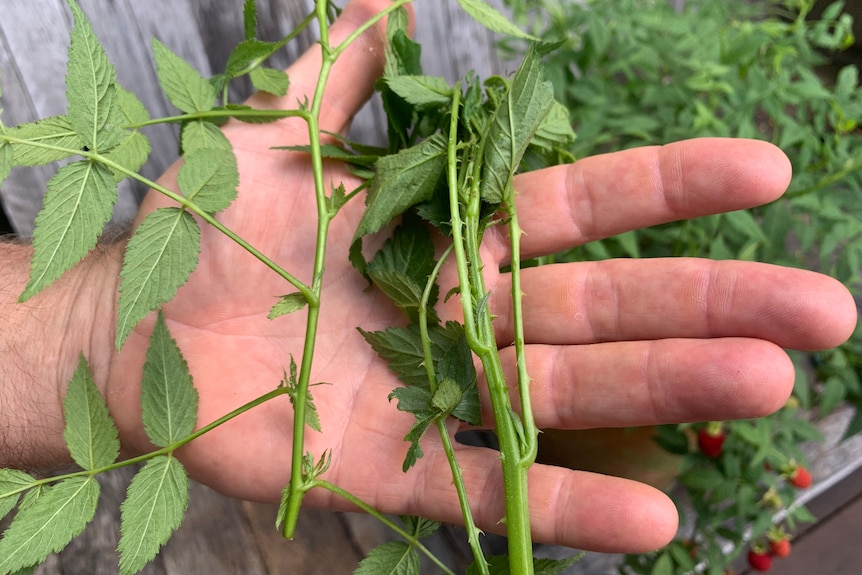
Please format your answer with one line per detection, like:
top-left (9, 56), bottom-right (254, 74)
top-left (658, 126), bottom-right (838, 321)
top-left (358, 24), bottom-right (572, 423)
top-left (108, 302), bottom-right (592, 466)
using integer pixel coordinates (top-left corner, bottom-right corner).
top-left (697, 427), bottom-right (726, 458)
top-left (748, 549), bottom-right (773, 572)
top-left (789, 466), bottom-right (812, 489)
top-left (769, 538), bottom-right (791, 558)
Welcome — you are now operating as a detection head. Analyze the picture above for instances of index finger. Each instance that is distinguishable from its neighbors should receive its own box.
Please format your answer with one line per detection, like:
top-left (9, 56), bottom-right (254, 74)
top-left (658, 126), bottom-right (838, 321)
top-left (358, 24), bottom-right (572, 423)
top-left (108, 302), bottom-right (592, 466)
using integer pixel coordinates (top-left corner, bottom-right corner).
top-left (492, 138), bottom-right (792, 260)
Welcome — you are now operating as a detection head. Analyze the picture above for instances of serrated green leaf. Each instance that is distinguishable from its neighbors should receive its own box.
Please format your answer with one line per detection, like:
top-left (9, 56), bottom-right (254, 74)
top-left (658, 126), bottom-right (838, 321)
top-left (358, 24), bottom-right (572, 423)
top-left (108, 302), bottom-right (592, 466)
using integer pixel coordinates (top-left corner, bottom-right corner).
top-left (454, 0), bottom-right (538, 41)
top-left (225, 39), bottom-right (277, 79)
top-left (118, 456), bottom-right (189, 575)
top-left (481, 46), bottom-right (555, 203)
top-left (354, 133), bottom-right (447, 239)
top-left (281, 357), bottom-right (323, 433)
top-left (468, 554), bottom-right (585, 575)
top-left (530, 100), bottom-right (576, 151)
top-left (0, 470), bottom-right (35, 523)
top-left (181, 120), bottom-right (232, 154)
top-left (431, 377), bottom-right (463, 413)
top-left (268, 292), bottom-right (308, 319)
top-left (435, 326), bottom-right (481, 425)
top-left (243, 0), bottom-right (258, 40)
top-left (141, 312), bottom-right (198, 447)
top-left (102, 87), bottom-right (151, 180)
top-left (65, 0), bottom-right (123, 152)
top-left (354, 541), bottom-right (419, 575)
top-left (152, 38), bottom-right (216, 113)
top-left (534, 554), bottom-right (587, 575)
top-left (249, 67), bottom-right (290, 96)
top-left (400, 515), bottom-right (440, 540)
top-left (62, 354), bottom-right (120, 470)
top-left (5, 116), bottom-right (83, 167)
top-left (367, 221), bottom-right (439, 324)
top-left (116, 207), bottom-right (201, 348)
top-left (21, 160), bottom-right (116, 300)
top-left (177, 147), bottom-right (238, 213)
top-left (0, 477), bottom-right (99, 574)
top-left (384, 76), bottom-right (452, 108)
top-left (359, 322), bottom-right (460, 388)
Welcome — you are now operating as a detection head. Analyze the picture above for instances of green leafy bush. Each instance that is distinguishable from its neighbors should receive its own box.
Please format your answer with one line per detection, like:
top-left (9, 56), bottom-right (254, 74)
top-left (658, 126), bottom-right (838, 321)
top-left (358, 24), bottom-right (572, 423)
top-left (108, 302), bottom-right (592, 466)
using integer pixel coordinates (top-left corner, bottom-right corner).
top-left (504, 0), bottom-right (862, 572)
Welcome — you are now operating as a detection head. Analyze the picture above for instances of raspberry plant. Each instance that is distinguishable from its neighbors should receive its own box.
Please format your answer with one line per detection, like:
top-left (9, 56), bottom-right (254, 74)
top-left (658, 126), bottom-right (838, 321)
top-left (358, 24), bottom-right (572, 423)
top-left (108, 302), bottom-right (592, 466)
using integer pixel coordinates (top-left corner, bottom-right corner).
top-left (0, 1), bottom-right (580, 574)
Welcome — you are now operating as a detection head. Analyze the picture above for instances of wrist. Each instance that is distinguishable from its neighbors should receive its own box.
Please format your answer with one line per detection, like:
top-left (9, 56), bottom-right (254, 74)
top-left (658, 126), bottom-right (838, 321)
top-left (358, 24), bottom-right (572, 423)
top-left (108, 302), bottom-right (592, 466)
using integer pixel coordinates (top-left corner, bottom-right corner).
top-left (0, 241), bottom-right (121, 471)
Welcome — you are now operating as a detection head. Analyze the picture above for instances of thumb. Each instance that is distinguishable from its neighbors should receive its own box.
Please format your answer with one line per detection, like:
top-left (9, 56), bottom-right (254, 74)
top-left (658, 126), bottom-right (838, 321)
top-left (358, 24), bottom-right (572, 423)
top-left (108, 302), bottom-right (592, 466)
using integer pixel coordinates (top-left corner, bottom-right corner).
top-left (249, 0), bottom-right (414, 134)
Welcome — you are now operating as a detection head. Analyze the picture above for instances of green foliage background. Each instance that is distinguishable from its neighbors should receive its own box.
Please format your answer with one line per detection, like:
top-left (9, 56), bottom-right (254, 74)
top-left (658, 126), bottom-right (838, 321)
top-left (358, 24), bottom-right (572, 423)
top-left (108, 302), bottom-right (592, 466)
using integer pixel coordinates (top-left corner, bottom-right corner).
top-left (504, 0), bottom-right (862, 428)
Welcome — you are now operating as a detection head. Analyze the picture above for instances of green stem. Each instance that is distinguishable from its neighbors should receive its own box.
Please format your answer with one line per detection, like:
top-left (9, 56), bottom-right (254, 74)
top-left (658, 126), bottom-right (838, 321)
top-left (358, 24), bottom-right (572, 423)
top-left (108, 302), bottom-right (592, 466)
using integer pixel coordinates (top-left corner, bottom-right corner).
top-left (417, 243), bottom-right (488, 573)
top-left (446, 85), bottom-right (534, 575)
top-left (505, 199), bottom-right (537, 467)
top-left (434, 418), bottom-right (490, 575)
top-left (446, 86), bottom-right (487, 354)
top-left (310, 480), bottom-right (456, 575)
top-left (130, 108), bottom-right (309, 129)
top-left (282, 0), bottom-right (340, 538)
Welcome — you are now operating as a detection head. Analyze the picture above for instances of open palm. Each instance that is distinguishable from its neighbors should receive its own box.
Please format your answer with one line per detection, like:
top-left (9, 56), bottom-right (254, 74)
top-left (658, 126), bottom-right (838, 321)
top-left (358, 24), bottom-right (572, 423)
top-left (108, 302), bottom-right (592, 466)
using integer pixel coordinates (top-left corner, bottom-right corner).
top-left (105, 0), bottom-right (856, 554)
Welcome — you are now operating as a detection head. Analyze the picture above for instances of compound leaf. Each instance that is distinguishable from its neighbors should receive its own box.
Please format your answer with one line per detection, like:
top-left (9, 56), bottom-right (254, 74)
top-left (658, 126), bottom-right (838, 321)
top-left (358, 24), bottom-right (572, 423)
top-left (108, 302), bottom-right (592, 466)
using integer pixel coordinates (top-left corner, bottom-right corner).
top-left (62, 354), bottom-right (120, 470)
top-left (65, 0), bottom-right (122, 152)
top-left (118, 456), bottom-right (189, 575)
top-left (0, 470), bottom-right (36, 523)
top-left (21, 160), bottom-right (116, 300)
top-left (177, 147), bottom-right (238, 213)
top-left (116, 207), bottom-right (201, 348)
top-left (0, 477), bottom-right (99, 575)
top-left (353, 541), bottom-right (419, 575)
top-left (481, 46), bottom-right (555, 203)
top-left (152, 38), bottom-right (216, 114)
top-left (354, 133), bottom-right (447, 240)
top-left (141, 311), bottom-right (198, 447)
top-left (250, 67), bottom-right (289, 96)
top-left (181, 120), bottom-right (231, 154)
top-left (5, 116), bottom-right (82, 167)
top-left (454, 0), bottom-right (538, 42)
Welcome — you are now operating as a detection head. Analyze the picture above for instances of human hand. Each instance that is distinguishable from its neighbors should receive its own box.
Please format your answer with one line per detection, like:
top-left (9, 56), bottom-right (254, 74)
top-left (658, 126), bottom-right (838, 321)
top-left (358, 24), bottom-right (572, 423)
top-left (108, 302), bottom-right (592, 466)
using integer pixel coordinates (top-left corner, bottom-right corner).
top-left (103, 0), bottom-right (856, 554)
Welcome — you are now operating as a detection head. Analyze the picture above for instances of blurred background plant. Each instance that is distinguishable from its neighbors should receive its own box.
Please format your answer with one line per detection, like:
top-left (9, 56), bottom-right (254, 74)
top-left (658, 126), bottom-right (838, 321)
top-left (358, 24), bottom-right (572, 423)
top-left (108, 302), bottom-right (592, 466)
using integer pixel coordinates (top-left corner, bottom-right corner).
top-left (499, 0), bottom-right (862, 572)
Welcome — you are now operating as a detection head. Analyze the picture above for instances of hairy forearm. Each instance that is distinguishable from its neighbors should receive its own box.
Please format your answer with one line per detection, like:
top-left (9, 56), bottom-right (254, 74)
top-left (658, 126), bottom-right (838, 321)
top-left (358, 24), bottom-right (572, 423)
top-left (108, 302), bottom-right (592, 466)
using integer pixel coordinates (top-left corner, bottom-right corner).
top-left (0, 241), bottom-right (120, 471)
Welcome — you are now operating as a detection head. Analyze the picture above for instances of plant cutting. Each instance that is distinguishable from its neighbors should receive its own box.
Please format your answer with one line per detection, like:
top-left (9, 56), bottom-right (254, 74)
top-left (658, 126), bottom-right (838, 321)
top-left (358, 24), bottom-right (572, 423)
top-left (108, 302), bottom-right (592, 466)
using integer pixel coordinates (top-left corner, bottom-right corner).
top-left (0, 1), bottom-right (856, 574)
top-left (0, 0), bottom-right (579, 573)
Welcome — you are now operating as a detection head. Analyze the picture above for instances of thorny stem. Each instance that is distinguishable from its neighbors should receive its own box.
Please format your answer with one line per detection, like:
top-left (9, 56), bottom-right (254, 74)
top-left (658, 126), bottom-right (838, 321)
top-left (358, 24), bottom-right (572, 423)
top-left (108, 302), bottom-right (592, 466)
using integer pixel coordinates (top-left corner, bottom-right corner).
top-left (446, 87), bottom-right (535, 575)
top-left (281, 0), bottom-right (412, 539)
top-left (418, 244), bottom-right (489, 574)
top-left (505, 198), bottom-right (538, 466)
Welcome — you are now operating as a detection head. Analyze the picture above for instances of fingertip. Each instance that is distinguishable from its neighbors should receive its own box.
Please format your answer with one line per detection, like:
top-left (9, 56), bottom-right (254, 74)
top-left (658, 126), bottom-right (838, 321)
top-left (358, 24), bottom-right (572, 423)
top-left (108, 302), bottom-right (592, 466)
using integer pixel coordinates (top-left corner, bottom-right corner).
top-left (674, 138), bottom-right (792, 209)
top-left (810, 276), bottom-right (858, 350)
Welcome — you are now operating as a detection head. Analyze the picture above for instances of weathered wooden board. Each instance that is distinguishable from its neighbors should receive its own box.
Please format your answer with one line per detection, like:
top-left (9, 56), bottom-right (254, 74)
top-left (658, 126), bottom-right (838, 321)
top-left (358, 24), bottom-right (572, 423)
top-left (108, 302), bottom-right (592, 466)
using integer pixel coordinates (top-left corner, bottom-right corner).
top-left (0, 1), bottom-right (506, 573)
